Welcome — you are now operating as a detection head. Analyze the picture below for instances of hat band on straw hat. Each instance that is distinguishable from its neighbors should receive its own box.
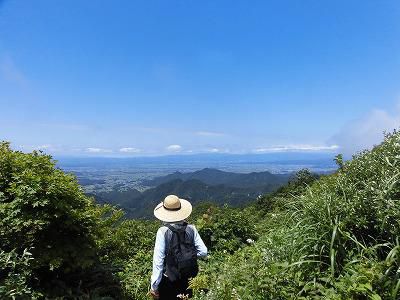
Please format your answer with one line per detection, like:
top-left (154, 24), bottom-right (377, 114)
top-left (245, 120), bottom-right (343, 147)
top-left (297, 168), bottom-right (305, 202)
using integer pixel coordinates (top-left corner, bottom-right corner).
top-left (154, 195), bottom-right (192, 222)
top-left (163, 202), bottom-right (181, 211)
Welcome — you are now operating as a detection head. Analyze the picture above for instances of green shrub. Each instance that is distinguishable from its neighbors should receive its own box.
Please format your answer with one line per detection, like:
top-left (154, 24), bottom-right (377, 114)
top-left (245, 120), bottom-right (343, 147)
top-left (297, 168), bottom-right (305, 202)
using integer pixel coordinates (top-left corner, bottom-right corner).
top-left (95, 206), bottom-right (159, 299)
top-left (0, 142), bottom-right (99, 272)
top-left (117, 250), bottom-right (153, 300)
top-left (196, 205), bottom-right (258, 253)
top-left (0, 142), bottom-right (123, 298)
top-left (97, 212), bottom-right (158, 266)
top-left (0, 248), bottom-right (42, 299)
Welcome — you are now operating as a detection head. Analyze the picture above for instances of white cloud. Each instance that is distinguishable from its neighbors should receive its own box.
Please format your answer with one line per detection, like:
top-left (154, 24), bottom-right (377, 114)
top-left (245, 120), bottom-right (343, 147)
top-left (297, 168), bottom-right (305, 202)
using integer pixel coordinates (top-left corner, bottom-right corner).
top-left (119, 147), bottom-right (141, 153)
top-left (85, 147), bottom-right (112, 153)
top-left (166, 144), bottom-right (182, 152)
top-left (330, 105), bottom-right (400, 155)
top-left (19, 144), bottom-right (57, 152)
top-left (35, 144), bottom-right (52, 150)
top-left (254, 144), bottom-right (339, 153)
top-left (196, 131), bottom-right (226, 137)
top-left (206, 148), bottom-right (221, 153)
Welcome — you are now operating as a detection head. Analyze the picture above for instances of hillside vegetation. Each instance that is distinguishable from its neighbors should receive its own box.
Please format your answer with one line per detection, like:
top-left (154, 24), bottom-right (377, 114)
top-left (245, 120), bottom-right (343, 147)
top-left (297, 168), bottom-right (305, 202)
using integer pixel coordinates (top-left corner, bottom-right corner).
top-left (143, 168), bottom-right (289, 188)
top-left (1, 130), bottom-right (399, 299)
top-left (191, 131), bottom-right (400, 300)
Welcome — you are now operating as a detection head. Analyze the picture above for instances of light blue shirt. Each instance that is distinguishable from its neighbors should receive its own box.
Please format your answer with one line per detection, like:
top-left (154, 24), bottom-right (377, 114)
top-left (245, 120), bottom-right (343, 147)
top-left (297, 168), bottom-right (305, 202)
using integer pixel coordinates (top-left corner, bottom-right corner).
top-left (150, 223), bottom-right (208, 291)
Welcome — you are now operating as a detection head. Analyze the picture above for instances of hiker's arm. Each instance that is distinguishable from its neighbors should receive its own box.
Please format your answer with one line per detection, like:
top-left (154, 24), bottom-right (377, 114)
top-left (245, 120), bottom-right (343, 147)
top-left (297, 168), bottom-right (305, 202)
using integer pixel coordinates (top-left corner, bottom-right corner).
top-left (192, 225), bottom-right (208, 257)
top-left (150, 228), bottom-right (166, 292)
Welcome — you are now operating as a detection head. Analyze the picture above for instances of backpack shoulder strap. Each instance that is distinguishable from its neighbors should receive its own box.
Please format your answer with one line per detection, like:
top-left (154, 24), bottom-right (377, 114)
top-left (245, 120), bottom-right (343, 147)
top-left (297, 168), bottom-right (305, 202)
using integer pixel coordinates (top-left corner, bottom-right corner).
top-left (165, 223), bottom-right (187, 233)
top-left (165, 223), bottom-right (189, 250)
top-left (185, 224), bottom-right (195, 243)
top-left (165, 224), bottom-right (175, 232)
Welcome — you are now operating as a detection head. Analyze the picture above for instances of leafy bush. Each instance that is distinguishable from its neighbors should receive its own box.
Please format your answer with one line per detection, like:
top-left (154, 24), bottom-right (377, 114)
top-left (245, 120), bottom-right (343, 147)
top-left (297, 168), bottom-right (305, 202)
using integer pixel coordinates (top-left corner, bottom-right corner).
top-left (195, 204), bottom-right (258, 253)
top-left (0, 248), bottom-right (41, 299)
top-left (96, 207), bottom-right (158, 266)
top-left (95, 205), bottom-right (159, 299)
top-left (0, 142), bottom-right (99, 272)
top-left (0, 142), bottom-right (123, 298)
top-left (117, 250), bottom-right (153, 300)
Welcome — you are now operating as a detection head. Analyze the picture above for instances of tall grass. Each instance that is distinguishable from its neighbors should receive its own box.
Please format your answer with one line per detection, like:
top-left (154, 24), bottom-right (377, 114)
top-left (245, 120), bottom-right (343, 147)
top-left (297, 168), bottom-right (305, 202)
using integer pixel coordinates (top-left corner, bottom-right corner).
top-left (192, 130), bottom-right (400, 299)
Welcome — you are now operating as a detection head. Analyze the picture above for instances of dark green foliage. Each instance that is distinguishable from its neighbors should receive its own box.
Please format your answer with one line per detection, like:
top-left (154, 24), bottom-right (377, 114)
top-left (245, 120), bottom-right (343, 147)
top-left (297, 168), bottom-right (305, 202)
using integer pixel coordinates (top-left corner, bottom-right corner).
top-left (0, 249), bottom-right (41, 299)
top-left (334, 153), bottom-right (344, 170)
top-left (195, 205), bottom-right (258, 253)
top-left (94, 205), bottom-right (159, 299)
top-left (0, 142), bottom-right (123, 298)
top-left (96, 207), bottom-right (155, 264)
top-left (0, 142), bottom-right (98, 272)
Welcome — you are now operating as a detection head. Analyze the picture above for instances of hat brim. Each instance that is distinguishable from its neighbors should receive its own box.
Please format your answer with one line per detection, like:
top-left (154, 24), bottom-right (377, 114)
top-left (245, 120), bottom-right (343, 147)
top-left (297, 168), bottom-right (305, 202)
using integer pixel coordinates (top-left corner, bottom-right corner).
top-left (153, 198), bottom-right (192, 222)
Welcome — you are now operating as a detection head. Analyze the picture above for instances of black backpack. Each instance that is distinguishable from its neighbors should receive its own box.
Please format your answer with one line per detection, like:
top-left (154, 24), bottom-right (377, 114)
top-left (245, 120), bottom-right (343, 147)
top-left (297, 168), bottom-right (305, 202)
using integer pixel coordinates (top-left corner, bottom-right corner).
top-left (164, 223), bottom-right (199, 282)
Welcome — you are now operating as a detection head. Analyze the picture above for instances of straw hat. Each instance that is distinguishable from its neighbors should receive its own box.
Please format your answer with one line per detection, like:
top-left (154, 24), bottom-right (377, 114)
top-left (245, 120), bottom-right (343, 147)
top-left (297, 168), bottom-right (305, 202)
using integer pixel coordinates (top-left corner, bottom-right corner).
top-left (154, 195), bottom-right (192, 222)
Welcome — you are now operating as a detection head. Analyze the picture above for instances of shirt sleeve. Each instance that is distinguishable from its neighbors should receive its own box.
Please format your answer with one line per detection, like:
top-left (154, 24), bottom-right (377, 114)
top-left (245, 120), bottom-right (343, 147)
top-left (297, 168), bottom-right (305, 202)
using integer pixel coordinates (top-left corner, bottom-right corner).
top-left (150, 227), bottom-right (166, 291)
top-left (192, 225), bottom-right (208, 257)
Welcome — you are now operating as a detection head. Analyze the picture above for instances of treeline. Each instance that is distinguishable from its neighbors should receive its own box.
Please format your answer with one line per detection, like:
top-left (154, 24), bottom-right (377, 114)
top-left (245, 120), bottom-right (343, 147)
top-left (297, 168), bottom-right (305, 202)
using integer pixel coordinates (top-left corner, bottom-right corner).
top-left (1, 130), bottom-right (400, 299)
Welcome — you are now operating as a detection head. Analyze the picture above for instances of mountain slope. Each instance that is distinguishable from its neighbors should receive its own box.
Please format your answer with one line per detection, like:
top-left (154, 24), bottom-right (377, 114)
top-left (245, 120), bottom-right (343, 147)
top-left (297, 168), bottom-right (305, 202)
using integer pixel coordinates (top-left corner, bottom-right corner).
top-left (92, 168), bottom-right (290, 218)
top-left (93, 188), bottom-right (142, 207)
top-left (96, 177), bottom-right (283, 218)
top-left (143, 168), bottom-right (290, 188)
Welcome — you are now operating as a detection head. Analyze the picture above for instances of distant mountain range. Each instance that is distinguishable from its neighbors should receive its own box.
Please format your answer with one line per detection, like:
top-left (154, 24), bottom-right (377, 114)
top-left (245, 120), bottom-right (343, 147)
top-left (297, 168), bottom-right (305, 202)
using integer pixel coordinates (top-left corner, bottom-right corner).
top-left (144, 168), bottom-right (289, 188)
top-left (92, 168), bottom-right (291, 218)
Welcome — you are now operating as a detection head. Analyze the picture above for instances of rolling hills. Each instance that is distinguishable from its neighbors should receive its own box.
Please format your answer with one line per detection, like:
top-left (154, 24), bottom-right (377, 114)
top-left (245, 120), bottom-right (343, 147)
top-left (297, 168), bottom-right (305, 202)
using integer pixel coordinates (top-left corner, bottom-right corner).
top-left (93, 168), bottom-right (291, 218)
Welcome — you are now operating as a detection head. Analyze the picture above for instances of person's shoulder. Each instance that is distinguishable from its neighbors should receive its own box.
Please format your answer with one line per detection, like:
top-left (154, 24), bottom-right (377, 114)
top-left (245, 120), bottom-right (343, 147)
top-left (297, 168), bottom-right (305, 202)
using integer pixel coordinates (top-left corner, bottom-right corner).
top-left (186, 224), bottom-right (198, 233)
top-left (157, 225), bottom-right (169, 235)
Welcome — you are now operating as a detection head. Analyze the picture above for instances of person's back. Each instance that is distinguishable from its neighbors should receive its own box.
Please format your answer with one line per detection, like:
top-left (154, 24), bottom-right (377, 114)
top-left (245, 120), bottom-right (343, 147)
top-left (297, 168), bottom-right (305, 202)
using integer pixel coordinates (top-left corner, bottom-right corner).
top-left (150, 195), bottom-right (208, 300)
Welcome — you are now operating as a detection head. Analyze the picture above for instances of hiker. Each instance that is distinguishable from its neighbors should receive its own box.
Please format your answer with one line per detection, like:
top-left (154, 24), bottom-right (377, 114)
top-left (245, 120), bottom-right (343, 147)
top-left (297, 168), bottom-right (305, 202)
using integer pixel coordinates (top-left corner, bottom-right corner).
top-left (150, 195), bottom-right (208, 300)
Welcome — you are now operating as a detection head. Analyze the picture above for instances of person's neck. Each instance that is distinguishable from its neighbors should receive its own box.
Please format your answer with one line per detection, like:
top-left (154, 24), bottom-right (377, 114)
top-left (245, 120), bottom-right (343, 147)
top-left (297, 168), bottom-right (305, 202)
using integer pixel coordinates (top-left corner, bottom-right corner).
top-left (163, 220), bottom-right (186, 225)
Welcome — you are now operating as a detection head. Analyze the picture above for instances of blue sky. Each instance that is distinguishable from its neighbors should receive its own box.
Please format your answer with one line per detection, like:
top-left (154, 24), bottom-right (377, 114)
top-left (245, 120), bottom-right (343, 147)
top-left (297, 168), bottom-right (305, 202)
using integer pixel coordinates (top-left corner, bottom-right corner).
top-left (0, 0), bottom-right (399, 156)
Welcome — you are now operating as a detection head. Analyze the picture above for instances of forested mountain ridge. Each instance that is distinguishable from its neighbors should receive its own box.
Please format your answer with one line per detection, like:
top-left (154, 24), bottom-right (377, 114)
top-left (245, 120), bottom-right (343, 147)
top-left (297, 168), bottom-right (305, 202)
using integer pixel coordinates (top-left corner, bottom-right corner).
top-left (143, 168), bottom-right (290, 188)
top-left (1, 130), bottom-right (399, 299)
top-left (93, 168), bottom-right (290, 218)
